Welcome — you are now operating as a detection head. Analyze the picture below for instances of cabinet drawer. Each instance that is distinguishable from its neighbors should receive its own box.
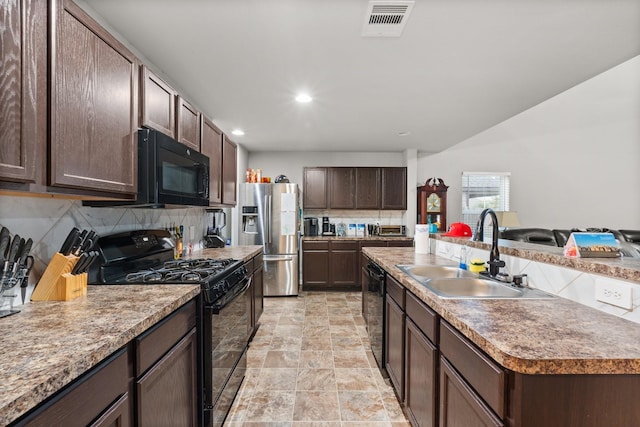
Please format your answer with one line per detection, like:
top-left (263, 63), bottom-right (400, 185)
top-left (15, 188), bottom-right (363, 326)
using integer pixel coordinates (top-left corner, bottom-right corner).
top-left (386, 274), bottom-right (405, 308)
top-left (406, 292), bottom-right (437, 343)
top-left (244, 258), bottom-right (253, 273)
top-left (331, 240), bottom-right (357, 250)
top-left (303, 240), bottom-right (329, 250)
top-left (440, 322), bottom-right (506, 418)
top-left (135, 299), bottom-right (196, 376)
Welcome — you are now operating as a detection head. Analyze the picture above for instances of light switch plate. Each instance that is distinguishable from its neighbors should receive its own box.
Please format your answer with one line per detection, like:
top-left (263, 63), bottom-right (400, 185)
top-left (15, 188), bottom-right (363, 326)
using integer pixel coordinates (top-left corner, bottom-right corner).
top-left (595, 278), bottom-right (634, 310)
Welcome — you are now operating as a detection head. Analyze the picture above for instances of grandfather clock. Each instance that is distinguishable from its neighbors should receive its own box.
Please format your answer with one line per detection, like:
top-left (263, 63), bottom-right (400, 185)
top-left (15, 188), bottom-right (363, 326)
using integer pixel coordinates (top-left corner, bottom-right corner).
top-left (417, 178), bottom-right (448, 232)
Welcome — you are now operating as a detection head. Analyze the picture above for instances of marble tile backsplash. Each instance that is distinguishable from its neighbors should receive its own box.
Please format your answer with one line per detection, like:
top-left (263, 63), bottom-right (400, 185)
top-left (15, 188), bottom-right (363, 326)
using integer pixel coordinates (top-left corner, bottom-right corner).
top-left (0, 195), bottom-right (208, 309)
top-left (435, 240), bottom-right (640, 324)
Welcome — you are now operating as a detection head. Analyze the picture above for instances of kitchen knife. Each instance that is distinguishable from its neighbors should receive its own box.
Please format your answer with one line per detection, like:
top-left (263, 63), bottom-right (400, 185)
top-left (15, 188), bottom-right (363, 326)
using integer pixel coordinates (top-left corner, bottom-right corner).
top-left (60, 227), bottom-right (80, 255)
top-left (78, 230), bottom-right (96, 254)
top-left (0, 227), bottom-right (10, 261)
top-left (71, 252), bottom-right (89, 275)
top-left (17, 238), bottom-right (33, 266)
top-left (71, 229), bottom-right (88, 255)
top-left (79, 251), bottom-right (100, 274)
top-left (7, 234), bottom-right (21, 263)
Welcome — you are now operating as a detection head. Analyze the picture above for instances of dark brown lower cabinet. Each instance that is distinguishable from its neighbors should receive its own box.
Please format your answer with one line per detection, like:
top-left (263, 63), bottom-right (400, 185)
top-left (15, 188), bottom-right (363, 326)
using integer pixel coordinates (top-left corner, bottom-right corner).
top-left (137, 329), bottom-right (197, 426)
top-left (253, 258), bottom-right (264, 330)
top-left (385, 292), bottom-right (405, 400)
top-left (330, 240), bottom-right (358, 287)
top-left (440, 357), bottom-right (504, 427)
top-left (405, 318), bottom-right (438, 427)
top-left (302, 240), bottom-right (330, 288)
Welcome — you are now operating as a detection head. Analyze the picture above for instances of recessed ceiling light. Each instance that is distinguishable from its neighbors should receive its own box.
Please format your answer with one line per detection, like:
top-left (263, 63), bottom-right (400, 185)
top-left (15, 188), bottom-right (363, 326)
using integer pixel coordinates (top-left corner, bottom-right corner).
top-left (232, 129), bottom-right (245, 136)
top-left (295, 93), bottom-right (313, 103)
top-left (398, 131), bottom-right (411, 137)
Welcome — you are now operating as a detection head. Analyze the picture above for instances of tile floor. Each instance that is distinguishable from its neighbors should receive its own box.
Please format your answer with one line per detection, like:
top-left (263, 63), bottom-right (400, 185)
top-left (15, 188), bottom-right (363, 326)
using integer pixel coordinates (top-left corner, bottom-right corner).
top-left (225, 291), bottom-right (411, 426)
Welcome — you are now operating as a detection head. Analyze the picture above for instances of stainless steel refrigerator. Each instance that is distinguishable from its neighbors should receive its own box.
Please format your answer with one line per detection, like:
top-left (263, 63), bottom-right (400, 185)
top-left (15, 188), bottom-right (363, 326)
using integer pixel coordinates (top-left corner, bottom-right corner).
top-left (239, 183), bottom-right (300, 296)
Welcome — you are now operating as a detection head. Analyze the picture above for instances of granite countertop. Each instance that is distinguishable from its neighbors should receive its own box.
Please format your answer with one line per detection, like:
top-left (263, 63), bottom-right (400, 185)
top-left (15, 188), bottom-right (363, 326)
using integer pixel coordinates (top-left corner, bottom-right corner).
top-left (303, 236), bottom-right (412, 241)
top-left (0, 284), bottom-right (201, 426)
top-left (363, 246), bottom-right (640, 376)
top-left (195, 245), bottom-right (263, 261)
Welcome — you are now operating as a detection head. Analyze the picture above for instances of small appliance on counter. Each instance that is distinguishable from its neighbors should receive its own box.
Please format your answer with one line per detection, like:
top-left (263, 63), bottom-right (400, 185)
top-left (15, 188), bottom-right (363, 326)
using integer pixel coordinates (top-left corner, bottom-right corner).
top-left (378, 225), bottom-right (407, 237)
top-left (204, 209), bottom-right (226, 248)
top-left (322, 217), bottom-right (335, 236)
top-left (304, 217), bottom-right (319, 236)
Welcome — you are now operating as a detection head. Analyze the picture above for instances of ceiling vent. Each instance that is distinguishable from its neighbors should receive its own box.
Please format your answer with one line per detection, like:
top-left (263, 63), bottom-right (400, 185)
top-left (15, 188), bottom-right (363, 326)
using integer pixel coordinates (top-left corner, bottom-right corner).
top-left (362, 1), bottom-right (415, 37)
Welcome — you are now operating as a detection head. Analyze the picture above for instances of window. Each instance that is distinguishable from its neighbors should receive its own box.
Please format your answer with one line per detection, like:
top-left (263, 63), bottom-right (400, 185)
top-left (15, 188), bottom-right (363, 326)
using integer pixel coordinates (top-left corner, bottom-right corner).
top-left (461, 172), bottom-right (511, 234)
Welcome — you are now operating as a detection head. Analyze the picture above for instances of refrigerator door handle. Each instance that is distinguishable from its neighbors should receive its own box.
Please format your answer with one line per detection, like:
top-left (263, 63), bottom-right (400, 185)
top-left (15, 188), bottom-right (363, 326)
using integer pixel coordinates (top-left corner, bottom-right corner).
top-left (266, 195), bottom-right (272, 244)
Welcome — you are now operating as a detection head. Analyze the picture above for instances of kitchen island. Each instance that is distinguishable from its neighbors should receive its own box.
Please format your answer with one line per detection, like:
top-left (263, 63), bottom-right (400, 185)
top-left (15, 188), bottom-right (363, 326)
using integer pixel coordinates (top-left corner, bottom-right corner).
top-left (363, 246), bottom-right (640, 426)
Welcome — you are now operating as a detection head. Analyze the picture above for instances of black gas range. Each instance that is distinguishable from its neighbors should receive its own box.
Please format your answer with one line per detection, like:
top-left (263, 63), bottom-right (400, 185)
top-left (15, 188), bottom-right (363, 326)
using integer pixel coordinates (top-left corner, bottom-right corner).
top-left (88, 229), bottom-right (252, 426)
top-left (88, 229), bottom-right (247, 305)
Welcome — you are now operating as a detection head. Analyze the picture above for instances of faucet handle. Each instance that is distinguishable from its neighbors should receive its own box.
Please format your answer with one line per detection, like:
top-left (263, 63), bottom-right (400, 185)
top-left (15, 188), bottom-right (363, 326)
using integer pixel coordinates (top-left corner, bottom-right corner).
top-left (487, 259), bottom-right (505, 268)
top-left (512, 274), bottom-right (528, 288)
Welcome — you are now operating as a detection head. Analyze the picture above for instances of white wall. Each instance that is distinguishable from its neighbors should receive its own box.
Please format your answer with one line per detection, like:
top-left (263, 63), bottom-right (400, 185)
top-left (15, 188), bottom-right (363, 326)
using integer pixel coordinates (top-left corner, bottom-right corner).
top-left (247, 151), bottom-right (405, 187)
top-left (417, 55), bottom-right (640, 229)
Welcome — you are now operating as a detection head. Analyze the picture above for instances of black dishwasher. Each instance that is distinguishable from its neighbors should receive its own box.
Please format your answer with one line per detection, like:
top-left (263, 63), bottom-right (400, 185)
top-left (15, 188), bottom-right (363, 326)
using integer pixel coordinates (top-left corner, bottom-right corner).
top-left (363, 260), bottom-right (387, 376)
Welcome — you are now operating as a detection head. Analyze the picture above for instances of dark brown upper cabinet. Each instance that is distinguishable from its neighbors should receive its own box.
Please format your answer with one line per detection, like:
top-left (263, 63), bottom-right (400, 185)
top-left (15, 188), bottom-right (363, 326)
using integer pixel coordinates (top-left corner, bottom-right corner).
top-left (303, 166), bottom-right (406, 211)
top-left (49, 0), bottom-right (138, 195)
top-left (355, 167), bottom-right (381, 209)
top-left (381, 167), bottom-right (407, 210)
top-left (303, 167), bottom-right (328, 209)
top-left (201, 117), bottom-right (223, 205)
top-left (140, 65), bottom-right (176, 138)
top-left (221, 135), bottom-right (237, 206)
top-left (0, 0), bottom-right (47, 185)
top-left (176, 96), bottom-right (201, 151)
top-left (329, 167), bottom-right (356, 209)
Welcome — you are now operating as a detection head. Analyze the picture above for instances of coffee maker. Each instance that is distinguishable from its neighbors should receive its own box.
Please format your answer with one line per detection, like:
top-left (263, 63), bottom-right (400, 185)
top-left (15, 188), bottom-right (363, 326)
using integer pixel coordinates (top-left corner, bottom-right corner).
top-left (204, 209), bottom-right (226, 248)
top-left (304, 217), bottom-right (319, 236)
top-left (322, 216), bottom-right (335, 236)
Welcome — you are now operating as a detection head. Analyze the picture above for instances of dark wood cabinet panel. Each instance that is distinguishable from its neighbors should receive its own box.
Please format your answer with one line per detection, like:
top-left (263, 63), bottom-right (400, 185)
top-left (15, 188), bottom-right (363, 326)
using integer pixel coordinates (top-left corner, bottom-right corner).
top-left (137, 329), bottom-right (198, 427)
top-left (89, 393), bottom-right (131, 427)
top-left (0, 0), bottom-right (46, 184)
top-left (253, 262), bottom-right (264, 330)
top-left (355, 167), bottom-right (380, 209)
top-left (330, 240), bottom-right (358, 286)
top-left (440, 357), bottom-right (504, 427)
top-left (440, 322), bottom-right (505, 418)
top-left (50, 0), bottom-right (137, 195)
top-left (385, 294), bottom-right (405, 401)
top-left (405, 318), bottom-right (438, 427)
top-left (302, 241), bottom-right (329, 288)
top-left (303, 167), bottom-right (328, 209)
top-left (329, 167), bottom-right (356, 209)
top-left (21, 347), bottom-right (133, 427)
top-left (221, 135), bottom-right (237, 206)
top-left (176, 96), bottom-right (201, 151)
top-left (303, 166), bottom-right (406, 211)
top-left (201, 117), bottom-right (223, 205)
top-left (140, 65), bottom-right (175, 137)
top-left (381, 167), bottom-right (407, 210)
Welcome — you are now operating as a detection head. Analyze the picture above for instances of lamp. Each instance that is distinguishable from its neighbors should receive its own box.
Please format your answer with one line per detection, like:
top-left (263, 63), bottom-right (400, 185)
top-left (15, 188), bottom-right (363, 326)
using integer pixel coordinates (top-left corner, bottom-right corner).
top-left (495, 211), bottom-right (520, 230)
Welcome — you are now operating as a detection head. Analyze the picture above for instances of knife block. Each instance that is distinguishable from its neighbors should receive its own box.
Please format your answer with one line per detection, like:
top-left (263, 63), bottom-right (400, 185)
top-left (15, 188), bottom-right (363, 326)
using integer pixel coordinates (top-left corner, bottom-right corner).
top-left (31, 252), bottom-right (88, 301)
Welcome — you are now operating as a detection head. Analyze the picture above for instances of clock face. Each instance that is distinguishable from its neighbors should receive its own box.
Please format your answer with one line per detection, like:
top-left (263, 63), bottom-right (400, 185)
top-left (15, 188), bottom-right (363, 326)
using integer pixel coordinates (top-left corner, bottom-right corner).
top-left (427, 193), bottom-right (441, 212)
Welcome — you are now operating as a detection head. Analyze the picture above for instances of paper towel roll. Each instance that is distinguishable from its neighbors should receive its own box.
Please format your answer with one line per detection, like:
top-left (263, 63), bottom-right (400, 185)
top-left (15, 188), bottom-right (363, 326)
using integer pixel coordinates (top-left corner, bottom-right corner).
top-left (415, 225), bottom-right (430, 254)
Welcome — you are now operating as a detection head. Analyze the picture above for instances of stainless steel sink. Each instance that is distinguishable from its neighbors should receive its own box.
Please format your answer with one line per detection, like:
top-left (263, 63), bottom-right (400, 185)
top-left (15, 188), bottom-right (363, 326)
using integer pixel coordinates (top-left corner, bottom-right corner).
top-left (397, 265), bottom-right (476, 280)
top-left (396, 264), bottom-right (555, 299)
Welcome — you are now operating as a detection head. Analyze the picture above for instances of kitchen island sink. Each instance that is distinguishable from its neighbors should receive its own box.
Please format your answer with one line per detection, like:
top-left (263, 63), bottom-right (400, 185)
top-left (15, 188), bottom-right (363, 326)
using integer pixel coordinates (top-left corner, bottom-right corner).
top-left (397, 264), bottom-right (554, 299)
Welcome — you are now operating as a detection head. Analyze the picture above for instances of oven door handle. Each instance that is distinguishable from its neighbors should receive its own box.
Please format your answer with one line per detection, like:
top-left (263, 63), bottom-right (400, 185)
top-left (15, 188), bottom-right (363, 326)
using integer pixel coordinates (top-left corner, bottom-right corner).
top-left (211, 275), bottom-right (252, 311)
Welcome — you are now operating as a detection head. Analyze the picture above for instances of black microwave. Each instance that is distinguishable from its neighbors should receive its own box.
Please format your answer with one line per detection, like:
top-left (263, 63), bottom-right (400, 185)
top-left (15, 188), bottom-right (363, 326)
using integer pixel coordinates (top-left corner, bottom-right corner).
top-left (85, 128), bottom-right (210, 208)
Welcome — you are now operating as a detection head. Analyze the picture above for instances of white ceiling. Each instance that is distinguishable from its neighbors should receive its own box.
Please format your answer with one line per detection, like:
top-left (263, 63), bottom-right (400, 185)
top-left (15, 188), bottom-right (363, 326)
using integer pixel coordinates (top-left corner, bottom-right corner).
top-left (81, 0), bottom-right (640, 153)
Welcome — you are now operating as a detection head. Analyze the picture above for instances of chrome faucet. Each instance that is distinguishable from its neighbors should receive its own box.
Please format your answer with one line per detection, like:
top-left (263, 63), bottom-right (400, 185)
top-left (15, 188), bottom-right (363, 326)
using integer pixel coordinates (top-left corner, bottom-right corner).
top-left (473, 208), bottom-right (505, 277)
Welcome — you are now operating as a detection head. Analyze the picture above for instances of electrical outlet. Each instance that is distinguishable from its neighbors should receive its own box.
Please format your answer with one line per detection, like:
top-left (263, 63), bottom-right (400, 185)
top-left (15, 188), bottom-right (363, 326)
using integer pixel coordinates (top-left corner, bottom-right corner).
top-left (595, 279), bottom-right (633, 310)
